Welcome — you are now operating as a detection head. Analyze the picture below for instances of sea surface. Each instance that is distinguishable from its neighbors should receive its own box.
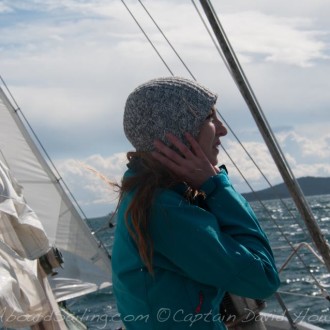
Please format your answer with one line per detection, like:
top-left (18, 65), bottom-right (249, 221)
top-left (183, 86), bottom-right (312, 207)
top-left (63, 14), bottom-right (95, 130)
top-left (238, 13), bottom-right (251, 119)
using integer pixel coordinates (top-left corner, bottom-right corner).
top-left (69, 194), bottom-right (330, 329)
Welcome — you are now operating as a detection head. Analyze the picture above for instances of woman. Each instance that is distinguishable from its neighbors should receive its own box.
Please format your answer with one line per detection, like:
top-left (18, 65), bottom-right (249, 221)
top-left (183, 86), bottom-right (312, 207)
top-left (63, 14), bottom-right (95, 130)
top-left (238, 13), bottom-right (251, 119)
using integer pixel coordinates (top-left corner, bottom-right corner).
top-left (111, 77), bottom-right (280, 329)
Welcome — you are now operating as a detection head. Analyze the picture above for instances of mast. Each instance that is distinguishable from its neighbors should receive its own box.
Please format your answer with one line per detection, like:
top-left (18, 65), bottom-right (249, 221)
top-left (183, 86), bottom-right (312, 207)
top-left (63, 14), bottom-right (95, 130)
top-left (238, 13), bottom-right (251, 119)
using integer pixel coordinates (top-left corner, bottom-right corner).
top-left (199, 0), bottom-right (330, 272)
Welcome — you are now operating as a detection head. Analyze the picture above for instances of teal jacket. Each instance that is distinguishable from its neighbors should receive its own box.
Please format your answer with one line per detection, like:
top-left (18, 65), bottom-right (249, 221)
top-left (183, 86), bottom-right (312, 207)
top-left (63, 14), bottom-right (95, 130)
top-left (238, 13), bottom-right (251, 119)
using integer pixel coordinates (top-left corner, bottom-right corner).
top-left (112, 167), bottom-right (280, 329)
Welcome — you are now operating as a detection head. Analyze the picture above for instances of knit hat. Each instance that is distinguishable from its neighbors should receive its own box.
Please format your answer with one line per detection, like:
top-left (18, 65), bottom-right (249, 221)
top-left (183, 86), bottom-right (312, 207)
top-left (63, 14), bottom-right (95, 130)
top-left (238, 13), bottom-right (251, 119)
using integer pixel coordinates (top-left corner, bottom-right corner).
top-left (123, 77), bottom-right (217, 151)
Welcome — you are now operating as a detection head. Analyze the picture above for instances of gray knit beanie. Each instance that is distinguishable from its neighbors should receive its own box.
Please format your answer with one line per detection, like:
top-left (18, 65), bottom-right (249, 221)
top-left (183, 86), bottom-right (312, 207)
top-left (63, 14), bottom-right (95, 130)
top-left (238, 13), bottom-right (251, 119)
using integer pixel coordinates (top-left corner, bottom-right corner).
top-left (123, 77), bottom-right (217, 151)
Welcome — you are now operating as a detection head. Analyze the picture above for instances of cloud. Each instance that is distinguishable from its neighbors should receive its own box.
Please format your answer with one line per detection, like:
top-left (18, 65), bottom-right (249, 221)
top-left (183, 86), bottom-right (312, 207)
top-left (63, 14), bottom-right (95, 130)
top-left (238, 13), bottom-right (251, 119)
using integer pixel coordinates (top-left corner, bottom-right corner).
top-left (0, 3), bottom-right (12, 13)
top-left (277, 130), bottom-right (330, 160)
top-left (221, 11), bottom-right (329, 67)
top-left (0, 0), bottom-right (111, 15)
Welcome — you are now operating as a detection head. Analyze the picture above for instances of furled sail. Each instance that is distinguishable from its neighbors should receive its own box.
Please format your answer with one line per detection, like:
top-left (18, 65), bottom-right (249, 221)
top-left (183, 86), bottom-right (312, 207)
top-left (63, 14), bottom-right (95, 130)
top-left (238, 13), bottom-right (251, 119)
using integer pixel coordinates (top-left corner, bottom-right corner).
top-left (0, 85), bottom-right (112, 302)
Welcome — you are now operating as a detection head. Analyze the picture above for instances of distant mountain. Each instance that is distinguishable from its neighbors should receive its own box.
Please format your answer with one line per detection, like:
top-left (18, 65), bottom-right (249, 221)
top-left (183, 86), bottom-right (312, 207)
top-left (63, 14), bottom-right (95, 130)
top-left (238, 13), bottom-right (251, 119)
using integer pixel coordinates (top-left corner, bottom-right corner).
top-left (242, 177), bottom-right (330, 202)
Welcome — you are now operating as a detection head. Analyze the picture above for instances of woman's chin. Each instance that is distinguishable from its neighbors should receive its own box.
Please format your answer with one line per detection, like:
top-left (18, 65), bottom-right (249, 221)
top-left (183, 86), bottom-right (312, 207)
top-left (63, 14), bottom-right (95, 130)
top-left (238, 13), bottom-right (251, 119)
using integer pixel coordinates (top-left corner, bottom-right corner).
top-left (210, 157), bottom-right (218, 166)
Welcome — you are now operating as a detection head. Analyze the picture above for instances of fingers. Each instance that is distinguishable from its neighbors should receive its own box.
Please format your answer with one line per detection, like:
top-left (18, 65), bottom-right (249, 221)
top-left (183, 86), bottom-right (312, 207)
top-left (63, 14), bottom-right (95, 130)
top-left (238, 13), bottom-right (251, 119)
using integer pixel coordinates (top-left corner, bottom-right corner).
top-left (152, 138), bottom-right (186, 168)
top-left (164, 133), bottom-right (193, 159)
top-left (184, 132), bottom-right (207, 159)
top-left (152, 134), bottom-right (194, 178)
top-left (162, 133), bottom-right (209, 163)
top-left (151, 132), bottom-right (217, 188)
top-left (151, 150), bottom-right (181, 174)
top-left (152, 132), bottom-right (204, 167)
top-left (151, 140), bottom-right (186, 176)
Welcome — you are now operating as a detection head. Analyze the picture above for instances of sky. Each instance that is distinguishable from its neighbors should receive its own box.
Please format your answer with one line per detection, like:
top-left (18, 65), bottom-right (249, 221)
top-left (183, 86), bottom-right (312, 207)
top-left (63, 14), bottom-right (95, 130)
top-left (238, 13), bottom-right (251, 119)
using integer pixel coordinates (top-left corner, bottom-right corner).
top-left (0, 0), bottom-right (329, 218)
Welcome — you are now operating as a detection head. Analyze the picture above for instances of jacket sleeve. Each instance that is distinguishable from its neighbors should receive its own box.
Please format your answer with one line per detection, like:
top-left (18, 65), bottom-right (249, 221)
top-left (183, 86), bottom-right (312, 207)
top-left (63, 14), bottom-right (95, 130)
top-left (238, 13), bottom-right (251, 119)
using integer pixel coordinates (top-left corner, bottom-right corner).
top-left (149, 169), bottom-right (280, 299)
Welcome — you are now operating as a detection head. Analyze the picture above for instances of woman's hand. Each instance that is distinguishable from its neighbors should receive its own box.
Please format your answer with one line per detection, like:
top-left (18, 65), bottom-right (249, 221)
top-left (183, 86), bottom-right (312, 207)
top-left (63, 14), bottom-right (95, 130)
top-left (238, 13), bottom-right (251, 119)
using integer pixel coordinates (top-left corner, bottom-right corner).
top-left (152, 132), bottom-right (219, 189)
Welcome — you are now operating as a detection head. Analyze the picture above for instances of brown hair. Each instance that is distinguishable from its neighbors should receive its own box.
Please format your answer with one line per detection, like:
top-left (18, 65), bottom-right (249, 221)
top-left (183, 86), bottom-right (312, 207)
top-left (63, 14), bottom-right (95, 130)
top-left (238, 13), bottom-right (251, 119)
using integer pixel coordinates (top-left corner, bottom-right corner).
top-left (116, 151), bottom-right (201, 274)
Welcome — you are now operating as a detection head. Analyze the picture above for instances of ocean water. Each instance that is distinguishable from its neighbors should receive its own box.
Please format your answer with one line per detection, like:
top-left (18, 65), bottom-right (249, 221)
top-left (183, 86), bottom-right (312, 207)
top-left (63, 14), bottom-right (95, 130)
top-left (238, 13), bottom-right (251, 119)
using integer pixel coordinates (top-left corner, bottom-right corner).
top-left (68, 194), bottom-right (330, 329)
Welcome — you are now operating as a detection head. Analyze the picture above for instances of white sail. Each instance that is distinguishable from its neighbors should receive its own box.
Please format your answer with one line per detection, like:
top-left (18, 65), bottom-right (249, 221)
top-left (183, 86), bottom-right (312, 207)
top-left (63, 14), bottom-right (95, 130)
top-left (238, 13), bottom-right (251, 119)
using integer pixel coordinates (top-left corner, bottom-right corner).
top-left (0, 86), bottom-right (112, 302)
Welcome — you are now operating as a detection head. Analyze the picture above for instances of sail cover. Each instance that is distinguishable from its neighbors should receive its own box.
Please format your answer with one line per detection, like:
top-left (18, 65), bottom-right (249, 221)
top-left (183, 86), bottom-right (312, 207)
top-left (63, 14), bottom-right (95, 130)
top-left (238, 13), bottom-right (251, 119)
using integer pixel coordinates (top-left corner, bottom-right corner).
top-left (0, 86), bottom-right (112, 301)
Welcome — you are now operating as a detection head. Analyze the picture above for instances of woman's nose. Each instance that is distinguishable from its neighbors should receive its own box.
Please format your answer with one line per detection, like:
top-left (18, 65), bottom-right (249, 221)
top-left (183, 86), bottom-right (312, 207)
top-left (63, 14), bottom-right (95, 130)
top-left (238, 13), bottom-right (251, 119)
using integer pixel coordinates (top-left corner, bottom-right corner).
top-left (217, 120), bottom-right (228, 137)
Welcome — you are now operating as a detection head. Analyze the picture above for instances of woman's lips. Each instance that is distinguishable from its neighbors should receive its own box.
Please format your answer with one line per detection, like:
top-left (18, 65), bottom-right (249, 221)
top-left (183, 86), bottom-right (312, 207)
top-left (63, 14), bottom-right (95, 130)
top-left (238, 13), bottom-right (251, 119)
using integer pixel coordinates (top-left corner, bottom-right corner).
top-left (213, 140), bottom-right (221, 148)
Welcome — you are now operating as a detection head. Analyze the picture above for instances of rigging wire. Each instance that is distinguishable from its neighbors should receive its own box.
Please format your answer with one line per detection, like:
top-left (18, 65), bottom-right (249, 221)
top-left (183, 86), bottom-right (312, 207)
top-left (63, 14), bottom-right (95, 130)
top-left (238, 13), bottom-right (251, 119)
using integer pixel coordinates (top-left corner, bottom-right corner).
top-left (120, 0), bottom-right (174, 76)
top-left (190, 0), bottom-right (308, 236)
top-left (137, 0), bottom-right (196, 81)
top-left (190, 0), bottom-right (230, 71)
